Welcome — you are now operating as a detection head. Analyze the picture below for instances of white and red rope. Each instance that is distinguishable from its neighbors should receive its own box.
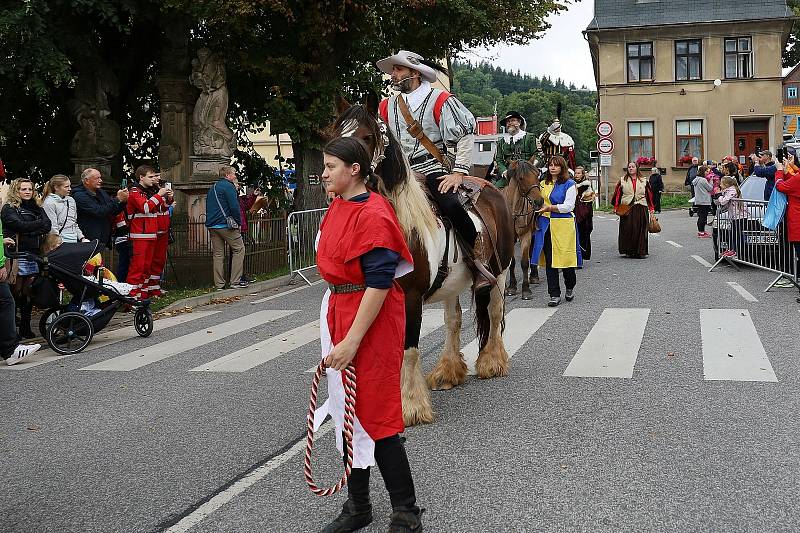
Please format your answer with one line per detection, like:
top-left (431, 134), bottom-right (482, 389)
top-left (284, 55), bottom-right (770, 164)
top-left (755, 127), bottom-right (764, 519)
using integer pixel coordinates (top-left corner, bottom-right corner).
top-left (304, 361), bottom-right (357, 496)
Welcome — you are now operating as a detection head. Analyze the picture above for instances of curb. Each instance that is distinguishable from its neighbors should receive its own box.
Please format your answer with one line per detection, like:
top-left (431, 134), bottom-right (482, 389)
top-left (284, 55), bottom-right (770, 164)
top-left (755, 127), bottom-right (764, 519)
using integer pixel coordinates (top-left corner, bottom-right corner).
top-left (160, 274), bottom-right (295, 313)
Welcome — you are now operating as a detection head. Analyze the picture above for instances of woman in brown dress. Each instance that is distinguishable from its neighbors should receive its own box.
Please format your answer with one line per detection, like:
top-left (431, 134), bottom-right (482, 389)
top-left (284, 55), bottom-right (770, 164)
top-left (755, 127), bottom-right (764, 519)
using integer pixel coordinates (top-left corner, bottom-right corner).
top-left (612, 162), bottom-right (654, 258)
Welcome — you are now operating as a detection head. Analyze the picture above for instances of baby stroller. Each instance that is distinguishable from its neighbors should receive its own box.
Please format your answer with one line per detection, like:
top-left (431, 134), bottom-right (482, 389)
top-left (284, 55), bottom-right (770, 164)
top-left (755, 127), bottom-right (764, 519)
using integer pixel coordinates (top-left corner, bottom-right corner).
top-left (8, 240), bottom-right (153, 355)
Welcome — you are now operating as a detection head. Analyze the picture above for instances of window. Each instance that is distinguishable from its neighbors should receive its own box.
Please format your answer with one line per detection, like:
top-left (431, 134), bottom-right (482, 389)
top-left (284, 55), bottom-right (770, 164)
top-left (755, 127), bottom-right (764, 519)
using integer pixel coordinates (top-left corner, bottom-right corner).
top-left (627, 42), bottom-right (654, 82)
top-left (788, 86), bottom-right (798, 99)
top-left (724, 37), bottom-right (752, 79)
top-left (477, 142), bottom-right (493, 152)
top-left (628, 121), bottom-right (655, 163)
top-left (676, 120), bottom-right (703, 165)
top-left (675, 40), bottom-right (702, 81)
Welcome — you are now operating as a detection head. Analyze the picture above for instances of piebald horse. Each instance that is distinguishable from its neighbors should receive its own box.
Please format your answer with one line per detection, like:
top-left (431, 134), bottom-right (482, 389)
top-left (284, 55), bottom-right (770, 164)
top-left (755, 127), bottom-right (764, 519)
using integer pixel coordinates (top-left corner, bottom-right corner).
top-left (503, 159), bottom-right (543, 300)
top-left (329, 103), bottom-right (515, 426)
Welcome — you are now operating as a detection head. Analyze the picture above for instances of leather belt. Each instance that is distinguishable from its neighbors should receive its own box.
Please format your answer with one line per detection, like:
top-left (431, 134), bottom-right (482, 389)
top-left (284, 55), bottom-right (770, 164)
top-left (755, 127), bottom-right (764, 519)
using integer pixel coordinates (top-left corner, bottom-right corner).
top-left (410, 154), bottom-right (437, 166)
top-left (328, 283), bottom-right (366, 294)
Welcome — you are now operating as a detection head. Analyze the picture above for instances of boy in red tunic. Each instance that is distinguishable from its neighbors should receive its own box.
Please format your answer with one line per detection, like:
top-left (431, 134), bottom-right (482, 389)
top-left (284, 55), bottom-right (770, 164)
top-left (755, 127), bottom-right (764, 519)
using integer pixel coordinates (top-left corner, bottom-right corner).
top-left (313, 137), bottom-right (421, 532)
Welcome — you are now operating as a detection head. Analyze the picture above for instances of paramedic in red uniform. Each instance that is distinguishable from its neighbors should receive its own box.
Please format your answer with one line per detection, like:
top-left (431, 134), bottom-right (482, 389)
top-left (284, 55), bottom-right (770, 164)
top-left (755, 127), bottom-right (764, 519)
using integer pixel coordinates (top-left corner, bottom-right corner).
top-left (314, 136), bottom-right (422, 532)
top-left (126, 165), bottom-right (170, 300)
top-left (148, 177), bottom-right (174, 298)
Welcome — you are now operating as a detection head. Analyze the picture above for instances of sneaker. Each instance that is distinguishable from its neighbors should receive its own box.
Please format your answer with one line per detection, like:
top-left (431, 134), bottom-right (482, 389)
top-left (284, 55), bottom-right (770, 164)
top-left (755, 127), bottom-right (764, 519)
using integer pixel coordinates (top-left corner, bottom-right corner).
top-left (215, 287), bottom-right (226, 291)
top-left (774, 278), bottom-right (795, 288)
top-left (6, 344), bottom-right (41, 365)
top-left (697, 232), bottom-right (704, 237)
top-left (565, 289), bottom-right (575, 302)
top-left (547, 296), bottom-right (561, 307)
top-left (699, 232), bottom-right (711, 238)
top-left (722, 250), bottom-right (737, 257)
top-left (233, 281), bottom-right (250, 289)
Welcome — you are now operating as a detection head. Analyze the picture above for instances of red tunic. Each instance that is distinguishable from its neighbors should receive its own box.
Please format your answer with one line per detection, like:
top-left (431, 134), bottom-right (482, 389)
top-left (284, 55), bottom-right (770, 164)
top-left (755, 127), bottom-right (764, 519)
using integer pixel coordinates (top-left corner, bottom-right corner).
top-left (317, 193), bottom-right (413, 440)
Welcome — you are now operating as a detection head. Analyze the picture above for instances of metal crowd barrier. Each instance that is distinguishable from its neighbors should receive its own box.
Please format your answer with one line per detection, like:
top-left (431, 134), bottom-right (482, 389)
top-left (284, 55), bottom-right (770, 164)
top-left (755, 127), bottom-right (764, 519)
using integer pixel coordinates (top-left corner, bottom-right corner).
top-left (287, 208), bottom-right (327, 285)
top-left (709, 197), bottom-right (799, 291)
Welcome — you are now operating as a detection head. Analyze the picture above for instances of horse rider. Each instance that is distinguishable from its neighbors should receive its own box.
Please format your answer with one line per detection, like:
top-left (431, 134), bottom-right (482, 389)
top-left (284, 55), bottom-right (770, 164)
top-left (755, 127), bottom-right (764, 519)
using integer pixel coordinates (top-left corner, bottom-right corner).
top-left (537, 111), bottom-right (577, 171)
top-left (494, 110), bottom-right (541, 284)
top-left (494, 111), bottom-right (538, 189)
top-left (376, 50), bottom-right (494, 292)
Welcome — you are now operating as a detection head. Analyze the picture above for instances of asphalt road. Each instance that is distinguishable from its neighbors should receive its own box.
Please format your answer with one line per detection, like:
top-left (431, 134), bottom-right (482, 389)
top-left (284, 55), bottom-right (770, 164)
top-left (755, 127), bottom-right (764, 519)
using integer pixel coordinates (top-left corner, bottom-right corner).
top-left (2, 208), bottom-right (799, 533)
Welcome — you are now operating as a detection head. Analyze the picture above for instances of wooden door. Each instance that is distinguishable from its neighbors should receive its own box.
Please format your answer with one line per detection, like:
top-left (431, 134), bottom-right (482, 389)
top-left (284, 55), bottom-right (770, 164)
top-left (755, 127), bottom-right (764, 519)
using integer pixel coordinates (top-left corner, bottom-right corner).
top-left (734, 120), bottom-right (769, 165)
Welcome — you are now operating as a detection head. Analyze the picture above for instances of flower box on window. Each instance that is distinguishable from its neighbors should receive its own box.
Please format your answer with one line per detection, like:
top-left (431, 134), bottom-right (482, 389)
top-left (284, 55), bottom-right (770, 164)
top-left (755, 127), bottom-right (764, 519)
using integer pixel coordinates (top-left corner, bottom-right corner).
top-left (636, 156), bottom-right (656, 168)
top-left (677, 154), bottom-right (695, 167)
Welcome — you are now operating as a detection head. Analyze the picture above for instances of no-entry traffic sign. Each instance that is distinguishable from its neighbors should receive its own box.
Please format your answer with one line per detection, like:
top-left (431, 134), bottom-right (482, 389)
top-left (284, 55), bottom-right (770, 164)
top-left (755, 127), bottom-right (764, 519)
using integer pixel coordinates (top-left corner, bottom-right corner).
top-left (596, 121), bottom-right (613, 138)
top-left (597, 138), bottom-right (614, 154)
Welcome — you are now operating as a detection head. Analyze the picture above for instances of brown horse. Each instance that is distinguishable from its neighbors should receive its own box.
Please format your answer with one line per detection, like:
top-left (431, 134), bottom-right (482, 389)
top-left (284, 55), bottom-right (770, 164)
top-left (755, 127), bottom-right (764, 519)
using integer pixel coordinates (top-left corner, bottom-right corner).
top-left (503, 159), bottom-right (543, 300)
top-left (329, 103), bottom-right (515, 426)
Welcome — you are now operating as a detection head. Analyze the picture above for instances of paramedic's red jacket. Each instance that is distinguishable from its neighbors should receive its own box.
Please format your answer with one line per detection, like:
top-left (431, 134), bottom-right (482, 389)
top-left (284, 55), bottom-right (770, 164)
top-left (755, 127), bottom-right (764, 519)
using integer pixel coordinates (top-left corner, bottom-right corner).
top-left (127, 185), bottom-right (165, 239)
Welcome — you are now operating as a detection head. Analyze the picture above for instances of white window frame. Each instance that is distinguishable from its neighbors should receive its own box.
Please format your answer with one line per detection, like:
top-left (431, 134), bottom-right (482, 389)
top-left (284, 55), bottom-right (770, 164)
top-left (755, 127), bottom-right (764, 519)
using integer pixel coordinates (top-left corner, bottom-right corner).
top-left (788, 86), bottom-right (798, 99)
top-left (724, 36), bottom-right (754, 80)
top-left (627, 120), bottom-right (656, 163)
top-left (674, 118), bottom-right (705, 166)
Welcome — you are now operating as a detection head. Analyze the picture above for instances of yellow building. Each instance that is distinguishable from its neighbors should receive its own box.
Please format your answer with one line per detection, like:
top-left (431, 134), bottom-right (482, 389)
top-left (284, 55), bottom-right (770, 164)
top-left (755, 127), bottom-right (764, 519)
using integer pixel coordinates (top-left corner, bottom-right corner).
top-left (586, 0), bottom-right (795, 190)
top-left (247, 121), bottom-right (294, 167)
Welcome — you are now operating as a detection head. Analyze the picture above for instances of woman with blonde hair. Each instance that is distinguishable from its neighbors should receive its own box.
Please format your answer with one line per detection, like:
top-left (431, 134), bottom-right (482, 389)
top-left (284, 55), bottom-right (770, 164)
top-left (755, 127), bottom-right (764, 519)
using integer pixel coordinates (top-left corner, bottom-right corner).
top-left (42, 174), bottom-right (86, 243)
top-left (612, 162), bottom-right (654, 258)
top-left (0, 178), bottom-right (51, 338)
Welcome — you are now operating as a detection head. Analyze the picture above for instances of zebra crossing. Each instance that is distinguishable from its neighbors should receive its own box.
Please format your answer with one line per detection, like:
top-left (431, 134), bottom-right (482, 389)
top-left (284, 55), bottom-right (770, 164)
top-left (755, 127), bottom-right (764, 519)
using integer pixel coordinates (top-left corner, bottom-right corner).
top-left (2, 304), bottom-right (784, 383)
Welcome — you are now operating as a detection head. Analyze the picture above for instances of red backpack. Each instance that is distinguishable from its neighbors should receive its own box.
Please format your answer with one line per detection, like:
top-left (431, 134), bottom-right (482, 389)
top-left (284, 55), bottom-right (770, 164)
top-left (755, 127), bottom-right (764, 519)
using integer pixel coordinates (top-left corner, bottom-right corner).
top-left (378, 91), bottom-right (451, 127)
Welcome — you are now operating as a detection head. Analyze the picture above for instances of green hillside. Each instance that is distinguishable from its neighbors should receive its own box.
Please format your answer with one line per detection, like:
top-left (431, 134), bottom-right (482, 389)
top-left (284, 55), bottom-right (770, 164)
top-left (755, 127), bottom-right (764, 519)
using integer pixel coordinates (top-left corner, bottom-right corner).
top-left (453, 61), bottom-right (598, 166)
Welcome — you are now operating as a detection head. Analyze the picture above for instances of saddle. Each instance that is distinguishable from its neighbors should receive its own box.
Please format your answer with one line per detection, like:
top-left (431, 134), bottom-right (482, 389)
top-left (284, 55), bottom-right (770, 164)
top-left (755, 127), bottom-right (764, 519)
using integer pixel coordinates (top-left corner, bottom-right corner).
top-left (413, 172), bottom-right (502, 300)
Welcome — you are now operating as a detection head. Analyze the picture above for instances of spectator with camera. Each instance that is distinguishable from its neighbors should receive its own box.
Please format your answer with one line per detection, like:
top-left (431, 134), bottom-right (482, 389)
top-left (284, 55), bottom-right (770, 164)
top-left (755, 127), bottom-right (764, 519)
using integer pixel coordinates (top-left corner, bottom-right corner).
top-left (72, 168), bottom-right (129, 250)
top-left (205, 166), bottom-right (247, 290)
top-left (750, 150), bottom-right (777, 201)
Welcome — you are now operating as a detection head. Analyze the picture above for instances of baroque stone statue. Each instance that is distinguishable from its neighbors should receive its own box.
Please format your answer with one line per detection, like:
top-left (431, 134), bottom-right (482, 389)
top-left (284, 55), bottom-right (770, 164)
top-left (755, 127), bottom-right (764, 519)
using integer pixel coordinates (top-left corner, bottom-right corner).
top-left (69, 68), bottom-right (120, 159)
top-left (190, 48), bottom-right (235, 157)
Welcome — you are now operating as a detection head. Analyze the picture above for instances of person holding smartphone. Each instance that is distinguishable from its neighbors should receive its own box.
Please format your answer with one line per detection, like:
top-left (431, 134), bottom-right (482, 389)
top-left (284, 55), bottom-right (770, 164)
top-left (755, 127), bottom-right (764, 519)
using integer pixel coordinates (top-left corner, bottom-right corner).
top-left (775, 152), bottom-right (800, 291)
top-left (148, 174), bottom-right (174, 298)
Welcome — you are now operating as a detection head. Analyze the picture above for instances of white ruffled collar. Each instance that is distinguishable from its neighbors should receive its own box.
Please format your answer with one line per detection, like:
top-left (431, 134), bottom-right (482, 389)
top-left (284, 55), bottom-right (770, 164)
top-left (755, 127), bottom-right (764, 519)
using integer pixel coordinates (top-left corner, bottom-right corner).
top-left (503, 130), bottom-right (527, 143)
top-left (402, 80), bottom-right (432, 111)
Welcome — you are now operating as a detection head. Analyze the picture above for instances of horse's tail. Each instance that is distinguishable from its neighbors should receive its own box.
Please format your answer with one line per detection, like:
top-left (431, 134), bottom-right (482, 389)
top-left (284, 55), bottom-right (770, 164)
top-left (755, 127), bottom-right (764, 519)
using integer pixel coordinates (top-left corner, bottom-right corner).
top-left (474, 287), bottom-right (492, 351)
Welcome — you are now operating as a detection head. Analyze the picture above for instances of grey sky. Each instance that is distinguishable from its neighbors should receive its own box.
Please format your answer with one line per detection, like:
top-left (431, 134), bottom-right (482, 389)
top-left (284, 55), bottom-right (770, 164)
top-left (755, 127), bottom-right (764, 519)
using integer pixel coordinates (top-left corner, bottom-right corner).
top-left (469, 1), bottom-right (794, 90)
top-left (468, 1), bottom-right (597, 90)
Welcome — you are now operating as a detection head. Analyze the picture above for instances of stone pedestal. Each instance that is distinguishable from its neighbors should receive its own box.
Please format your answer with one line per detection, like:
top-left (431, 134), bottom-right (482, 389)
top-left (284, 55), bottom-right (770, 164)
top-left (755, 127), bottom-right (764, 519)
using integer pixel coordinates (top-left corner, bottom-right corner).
top-left (156, 76), bottom-right (197, 216)
top-left (178, 156), bottom-right (229, 219)
top-left (72, 157), bottom-right (118, 188)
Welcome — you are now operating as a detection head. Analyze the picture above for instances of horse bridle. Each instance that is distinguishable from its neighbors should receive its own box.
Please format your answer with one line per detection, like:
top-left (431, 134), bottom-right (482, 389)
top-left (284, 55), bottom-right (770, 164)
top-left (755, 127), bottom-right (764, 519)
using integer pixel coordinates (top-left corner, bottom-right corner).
top-left (510, 164), bottom-right (543, 221)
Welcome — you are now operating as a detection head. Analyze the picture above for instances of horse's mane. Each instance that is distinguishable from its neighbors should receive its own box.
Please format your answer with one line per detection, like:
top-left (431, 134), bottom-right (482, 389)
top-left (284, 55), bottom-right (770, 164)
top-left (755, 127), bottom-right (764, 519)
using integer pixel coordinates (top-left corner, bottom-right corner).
top-left (332, 105), bottom-right (438, 243)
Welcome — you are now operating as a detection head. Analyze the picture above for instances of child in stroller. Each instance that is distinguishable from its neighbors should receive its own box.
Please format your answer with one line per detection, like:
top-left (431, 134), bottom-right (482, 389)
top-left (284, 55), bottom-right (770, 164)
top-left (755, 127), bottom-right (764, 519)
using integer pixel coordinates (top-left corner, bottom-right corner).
top-left (9, 237), bottom-right (153, 355)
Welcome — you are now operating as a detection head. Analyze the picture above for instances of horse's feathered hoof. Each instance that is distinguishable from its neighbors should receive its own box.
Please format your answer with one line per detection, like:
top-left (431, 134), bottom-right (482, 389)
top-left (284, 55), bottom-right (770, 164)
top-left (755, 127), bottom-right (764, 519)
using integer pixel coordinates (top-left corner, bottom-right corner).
top-left (427, 354), bottom-right (467, 391)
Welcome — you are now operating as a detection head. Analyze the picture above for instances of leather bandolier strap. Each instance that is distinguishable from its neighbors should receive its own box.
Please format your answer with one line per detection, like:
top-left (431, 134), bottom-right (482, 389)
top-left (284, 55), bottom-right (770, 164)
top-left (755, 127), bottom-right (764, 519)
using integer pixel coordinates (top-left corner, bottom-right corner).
top-left (396, 95), bottom-right (453, 172)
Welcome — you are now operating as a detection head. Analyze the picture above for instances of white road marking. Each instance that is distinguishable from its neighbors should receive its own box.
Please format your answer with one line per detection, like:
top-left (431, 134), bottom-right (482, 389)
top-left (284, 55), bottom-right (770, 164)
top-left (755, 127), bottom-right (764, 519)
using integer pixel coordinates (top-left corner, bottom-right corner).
top-left (163, 421), bottom-right (334, 533)
top-left (691, 255), bottom-right (713, 268)
top-left (252, 280), bottom-right (324, 303)
top-left (1, 310), bottom-right (222, 371)
top-left (193, 321), bottom-right (320, 372)
top-left (79, 310), bottom-right (297, 371)
top-left (563, 308), bottom-right (650, 378)
top-left (304, 308), bottom-right (447, 373)
top-left (463, 307), bottom-right (557, 375)
top-left (701, 309), bottom-right (776, 382)
top-left (665, 240), bottom-right (683, 248)
top-left (727, 282), bottom-right (758, 302)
